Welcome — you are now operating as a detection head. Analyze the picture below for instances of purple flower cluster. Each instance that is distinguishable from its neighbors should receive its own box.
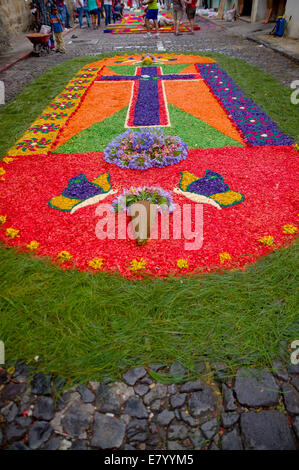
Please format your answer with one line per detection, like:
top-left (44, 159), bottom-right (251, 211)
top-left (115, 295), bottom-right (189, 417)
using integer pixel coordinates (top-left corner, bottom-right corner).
top-left (196, 64), bottom-right (294, 147)
top-left (111, 186), bottom-right (175, 214)
top-left (104, 129), bottom-right (188, 170)
top-left (63, 174), bottom-right (104, 200)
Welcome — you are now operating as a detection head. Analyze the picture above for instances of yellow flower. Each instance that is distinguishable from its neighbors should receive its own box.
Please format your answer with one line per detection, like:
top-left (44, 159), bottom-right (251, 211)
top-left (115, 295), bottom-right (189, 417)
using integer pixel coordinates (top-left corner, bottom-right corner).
top-left (0, 167), bottom-right (6, 176)
top-left (3, 157), bottom-right (13, 164)
top-left (219, 252), bottom-right (231, 263)
top-left (0, 215), bottom-right (7, 224)
top-left (6, 228), bottom-right (20, 239)
top-left (282, 224), bottom-right (297, 235)
top-left (57, 250), bottom-right (72, 262)
top-left (6, 366), bottom-right (15, 375)
top-left (294, 143), bottom-right (299, 151)
top-left (130, 258), bottom-right (146, 272)
top-left (89, 257), bottom-right (104, 270)
top-left (177, 258), bottom-right (189, 269)
top-left (142, 57), bottom-right (153, 66)
top-left (259, 235), bottom-right (275, 246)
top-left (26, 240), bottom-right (39, 250)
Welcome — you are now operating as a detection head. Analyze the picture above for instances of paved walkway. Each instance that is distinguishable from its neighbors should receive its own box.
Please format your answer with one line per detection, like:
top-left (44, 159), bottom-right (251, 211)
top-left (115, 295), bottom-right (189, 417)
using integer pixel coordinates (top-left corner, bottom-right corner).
top-left (0, 11), bottom-right (298, 451)
top-left (0, 360), bottom-right (298, 450)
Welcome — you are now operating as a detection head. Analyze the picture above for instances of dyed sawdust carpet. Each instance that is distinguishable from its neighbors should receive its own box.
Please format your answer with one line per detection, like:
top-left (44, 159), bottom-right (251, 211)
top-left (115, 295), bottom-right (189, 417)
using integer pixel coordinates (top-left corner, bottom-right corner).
top-left (0, 53), bottom-right (297, 278)
top-left (103, 13), bottom-right (201, 34)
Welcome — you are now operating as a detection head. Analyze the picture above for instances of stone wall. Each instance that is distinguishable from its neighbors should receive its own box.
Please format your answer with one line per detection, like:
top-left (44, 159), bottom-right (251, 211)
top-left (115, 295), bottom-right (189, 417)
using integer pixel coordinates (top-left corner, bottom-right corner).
top-left (0, 0), bottom-right (75, 52)
top-left (0, 0), bottom-right (32, 36)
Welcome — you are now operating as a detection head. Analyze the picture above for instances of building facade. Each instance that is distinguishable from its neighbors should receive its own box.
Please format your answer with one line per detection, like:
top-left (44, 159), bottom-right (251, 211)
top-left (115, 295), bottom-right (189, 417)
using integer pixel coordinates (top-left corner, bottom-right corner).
top-left (205, 0), bottom-right (298, 38)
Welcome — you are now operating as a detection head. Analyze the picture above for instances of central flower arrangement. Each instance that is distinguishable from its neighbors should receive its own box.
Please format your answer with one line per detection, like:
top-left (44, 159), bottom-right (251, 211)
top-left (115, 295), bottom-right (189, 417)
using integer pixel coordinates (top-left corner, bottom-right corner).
top-left (111, 186), bottom-right (174, 214)
top-left (141, 54), bottom-right (155, 65)
top-left (104, 128), bottom-right (188, 170)
top-left (111, 186), bottom-right (174, 246)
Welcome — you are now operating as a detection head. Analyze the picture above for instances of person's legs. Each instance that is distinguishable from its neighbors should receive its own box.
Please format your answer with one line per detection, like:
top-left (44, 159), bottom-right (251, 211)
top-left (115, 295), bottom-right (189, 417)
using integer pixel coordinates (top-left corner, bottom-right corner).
top-left (49, 30), bottom-right (55, 48)
top-left (187, 7), bottom-right (195, 33)
top-left (92, 12), bottom-right (97, 28)
top-left (262, 0), bottom-right (274, 24)
top-left (78, 7), bottom-right (83, 27)
top-left (173, 8), bottom-right (182, 35)
top-left (54, 31), bottom-right (61, 51)
top-left (97, 7), bottom-right (101, 26)
top-left (58, 6), bottom-right (66, 24)
top-left (84, 7), bottom-right (90, 26)
top-left (145, 17), bottom-right (151, 33)
top-left (173, 8), bottom-right (178, 34)
top-left (104, 5), bottom-right (111, 26)
top-left (107, 4), bottom-right (112, 24)
top-left (65, 5), bottom-right (70, 28)
top-left (153, 18), bottom-right (159, 35)
top-left (57, 32), bottom-right (66, 52)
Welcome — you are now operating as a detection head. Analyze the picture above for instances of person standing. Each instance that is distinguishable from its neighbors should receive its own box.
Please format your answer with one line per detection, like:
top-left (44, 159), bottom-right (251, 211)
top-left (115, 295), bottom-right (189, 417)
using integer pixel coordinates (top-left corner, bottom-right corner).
top-left (143, 0), bottom-right (159, 38)
top-left (165, 0), bottom-right (171, 10)
top-left (74, 0), bottom-right (90, 27)
top-left (261, 0), bottom-right (286, 24)
top-left (50, 5), bottom-right (66, 52)
top-left (96, 0), bottom-right (102, 26)
top-left (172, 0), bottom-right (184, 35)
top-left (103, 0), bottom-right (113, 26)
top-left (88, 0), bottom-right (98, 28)
top-left (34, 0), bottom-right (56, 48)
top-left (185, 0), bottom-right (197, 34)
top-left (55, 0), bottom-right (71, 28)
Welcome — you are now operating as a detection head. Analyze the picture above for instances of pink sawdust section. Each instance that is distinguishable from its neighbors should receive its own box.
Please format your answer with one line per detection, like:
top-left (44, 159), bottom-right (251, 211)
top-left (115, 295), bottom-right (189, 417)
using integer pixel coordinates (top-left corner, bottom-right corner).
top-left (0, 146), bottom-right (297, 277)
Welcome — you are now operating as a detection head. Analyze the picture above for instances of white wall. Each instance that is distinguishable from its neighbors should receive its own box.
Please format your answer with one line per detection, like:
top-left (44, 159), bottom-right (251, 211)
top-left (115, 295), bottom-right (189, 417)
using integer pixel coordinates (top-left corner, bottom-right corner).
top-left (251, 0), bottom-right (267, 22)
top-left (285, 0), bottom-right (299, 38)
top-left (211, 0), bottom-right (233, 10)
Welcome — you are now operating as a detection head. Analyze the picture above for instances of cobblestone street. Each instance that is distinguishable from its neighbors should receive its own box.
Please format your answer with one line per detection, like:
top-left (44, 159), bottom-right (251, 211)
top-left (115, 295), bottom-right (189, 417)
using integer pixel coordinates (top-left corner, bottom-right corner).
top-left (0, 360), bottom-right (299, 450)
top-left (1, 17), bottom-right (298, 102)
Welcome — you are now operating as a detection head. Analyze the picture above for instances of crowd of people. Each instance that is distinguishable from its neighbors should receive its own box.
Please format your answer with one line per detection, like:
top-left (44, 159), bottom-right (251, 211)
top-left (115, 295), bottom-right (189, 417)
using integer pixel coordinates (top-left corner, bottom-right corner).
top-left (29, 0), bottom-right (203, 53)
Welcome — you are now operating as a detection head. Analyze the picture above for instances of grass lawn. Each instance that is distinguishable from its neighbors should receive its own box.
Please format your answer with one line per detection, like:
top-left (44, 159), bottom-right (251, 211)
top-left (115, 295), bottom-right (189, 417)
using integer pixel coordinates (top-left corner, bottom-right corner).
top-left (0, 51), bottom-right (298, 385)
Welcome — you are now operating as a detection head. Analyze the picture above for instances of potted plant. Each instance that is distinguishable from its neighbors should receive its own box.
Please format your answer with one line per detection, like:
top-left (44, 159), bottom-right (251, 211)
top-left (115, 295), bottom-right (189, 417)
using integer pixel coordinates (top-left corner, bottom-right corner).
top-left (111, 186), bottom-right (174, 245)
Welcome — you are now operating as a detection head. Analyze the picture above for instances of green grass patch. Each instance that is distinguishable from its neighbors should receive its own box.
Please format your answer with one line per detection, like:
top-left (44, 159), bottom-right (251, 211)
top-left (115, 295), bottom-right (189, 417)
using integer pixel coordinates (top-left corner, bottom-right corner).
top-left (0, 51), bottom-right (298, 384)
top-left (108, 63), bottom-right (189, 75)
top-left (56, 103), bottom-right (241, 153)
top-left (0, 243), bottom-right (298, 384)
top-left (166, 104), bottom-right (242, 148)
top-left (55, 106), bottom-right (129, 153)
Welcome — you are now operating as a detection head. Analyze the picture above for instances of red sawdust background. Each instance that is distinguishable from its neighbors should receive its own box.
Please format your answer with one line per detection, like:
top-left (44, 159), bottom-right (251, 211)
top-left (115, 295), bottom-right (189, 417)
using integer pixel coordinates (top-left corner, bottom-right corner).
top-left (0, 146), bottom-right (298, 277)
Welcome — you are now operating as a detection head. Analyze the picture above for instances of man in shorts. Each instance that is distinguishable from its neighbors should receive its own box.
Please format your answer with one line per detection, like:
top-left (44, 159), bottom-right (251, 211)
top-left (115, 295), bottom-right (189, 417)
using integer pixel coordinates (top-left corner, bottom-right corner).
top-left (172, 0), bottom-right (184, 36)
top-left (143, 0), bottom-right (159, 38)
top-left (185, 0), bottom-right (197, 34)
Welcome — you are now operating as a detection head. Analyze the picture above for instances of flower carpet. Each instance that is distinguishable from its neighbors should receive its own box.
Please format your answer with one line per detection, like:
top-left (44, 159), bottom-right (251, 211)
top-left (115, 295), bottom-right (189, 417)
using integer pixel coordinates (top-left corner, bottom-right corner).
top-left (0, 53), bottom-right (298, 278)
top-left (103, 13), bottom-right (201, 34)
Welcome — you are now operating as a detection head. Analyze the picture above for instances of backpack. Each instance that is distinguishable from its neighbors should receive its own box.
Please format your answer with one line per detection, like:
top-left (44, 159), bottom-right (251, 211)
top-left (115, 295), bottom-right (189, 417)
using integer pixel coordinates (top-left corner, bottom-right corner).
top-left (272, 16), bottom-right (287, 37)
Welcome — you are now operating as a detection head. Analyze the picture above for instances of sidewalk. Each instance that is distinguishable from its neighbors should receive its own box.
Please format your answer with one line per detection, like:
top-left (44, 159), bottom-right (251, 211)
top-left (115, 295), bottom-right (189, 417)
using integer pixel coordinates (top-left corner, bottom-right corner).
top-left (212, 17), bottom-right (299, 62)
top-left (0, 24), bottom-right (79, 72)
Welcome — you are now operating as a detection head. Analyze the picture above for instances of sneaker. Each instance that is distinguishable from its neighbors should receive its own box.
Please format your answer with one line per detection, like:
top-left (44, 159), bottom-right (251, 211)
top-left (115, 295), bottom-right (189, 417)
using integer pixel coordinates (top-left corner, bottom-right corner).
top-left (155, 33), bottom-right (160, 37)
top-left (143, 32), bottom-right (151, 38)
